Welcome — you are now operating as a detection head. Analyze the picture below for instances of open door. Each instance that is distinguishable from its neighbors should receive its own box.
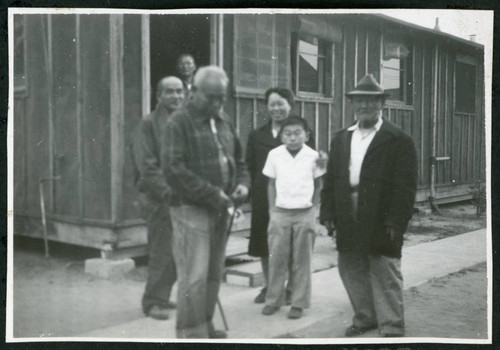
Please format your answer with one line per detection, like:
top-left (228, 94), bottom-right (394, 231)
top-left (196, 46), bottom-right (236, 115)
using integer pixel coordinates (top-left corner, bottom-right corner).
top-left (149, 14), bottom-right (211, 108)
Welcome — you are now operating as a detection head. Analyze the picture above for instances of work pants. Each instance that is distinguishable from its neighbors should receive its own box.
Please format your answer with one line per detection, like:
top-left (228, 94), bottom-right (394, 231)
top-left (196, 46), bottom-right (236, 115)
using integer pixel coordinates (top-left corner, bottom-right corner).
top-left (338, 252), bottom-right (405, 336)
top-left (170, 204), bottom-right (230, 338)
top-left (266, 207), bottom-right (315, 309)
top-left (141, 202), bottom-right (177, 313)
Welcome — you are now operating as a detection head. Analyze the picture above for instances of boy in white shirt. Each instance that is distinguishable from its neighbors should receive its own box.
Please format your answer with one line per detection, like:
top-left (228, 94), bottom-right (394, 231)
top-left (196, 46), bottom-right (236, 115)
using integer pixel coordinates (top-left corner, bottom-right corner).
top-left (261, 116), bottom-right (326, 319)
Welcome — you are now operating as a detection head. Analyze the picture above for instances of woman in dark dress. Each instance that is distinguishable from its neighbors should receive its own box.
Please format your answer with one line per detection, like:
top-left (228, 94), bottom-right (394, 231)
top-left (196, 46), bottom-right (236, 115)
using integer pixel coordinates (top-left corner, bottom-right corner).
top-left (246, 88), bottom-right (316, 303)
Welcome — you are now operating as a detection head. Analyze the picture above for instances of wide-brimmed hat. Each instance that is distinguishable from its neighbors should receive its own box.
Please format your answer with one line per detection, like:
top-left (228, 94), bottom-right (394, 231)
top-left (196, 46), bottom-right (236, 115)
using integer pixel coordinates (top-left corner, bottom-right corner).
top-left (345, 73), bottom-right (390, 97)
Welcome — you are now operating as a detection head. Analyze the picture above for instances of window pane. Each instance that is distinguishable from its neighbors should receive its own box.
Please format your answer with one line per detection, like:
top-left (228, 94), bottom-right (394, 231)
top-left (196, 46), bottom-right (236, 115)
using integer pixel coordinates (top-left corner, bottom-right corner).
top-left (383, 66), bottom-right (401, 101)
top-left (299, 54), bottom-right (319, 92)
top-left (455, 61), bottom-right (476, 113)
top-left (298, 39), bottom-right (320, 93)
top-left (384, 58), bottom-right (400, 70)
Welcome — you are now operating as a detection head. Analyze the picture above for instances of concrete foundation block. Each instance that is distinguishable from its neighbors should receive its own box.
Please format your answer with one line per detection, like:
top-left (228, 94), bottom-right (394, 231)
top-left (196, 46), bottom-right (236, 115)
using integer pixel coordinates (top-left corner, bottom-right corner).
top-left (84, 258), bottom-right (135, 279)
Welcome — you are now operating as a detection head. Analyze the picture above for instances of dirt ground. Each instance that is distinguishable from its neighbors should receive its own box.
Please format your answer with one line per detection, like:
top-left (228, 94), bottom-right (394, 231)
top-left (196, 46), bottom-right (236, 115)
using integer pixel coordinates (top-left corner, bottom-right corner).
top-left (10, 202), bottom-right (488, 339)
top-left (290, 262), bottom-right (488, 339)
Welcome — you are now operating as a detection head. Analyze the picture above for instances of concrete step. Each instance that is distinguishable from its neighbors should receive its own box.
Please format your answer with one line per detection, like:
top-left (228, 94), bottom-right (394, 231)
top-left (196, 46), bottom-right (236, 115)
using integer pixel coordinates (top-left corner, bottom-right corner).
top-left (225, 230), bottom-right (250, 257)
top-left (224, 235), bottom-right (338, 288)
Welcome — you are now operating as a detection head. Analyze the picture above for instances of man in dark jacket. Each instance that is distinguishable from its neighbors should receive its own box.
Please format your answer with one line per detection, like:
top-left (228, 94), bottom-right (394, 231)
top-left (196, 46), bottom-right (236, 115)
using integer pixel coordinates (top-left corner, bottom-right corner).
top-left (320, 74), bottom-right (418, 338)
top-left (131, 76), bottom-right (184, 320)
top-left (162, 66), bottom-right (250, 338)
top-left (175, 53), bottom-right (196, 96)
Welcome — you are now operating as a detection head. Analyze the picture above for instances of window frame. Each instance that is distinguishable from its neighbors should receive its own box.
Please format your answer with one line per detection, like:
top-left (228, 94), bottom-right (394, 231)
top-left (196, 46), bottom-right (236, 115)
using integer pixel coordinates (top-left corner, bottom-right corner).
top-left (292, 32), bottom-right (334, 100)
top-left (454, 54), bottom-right (478, 115)
top-left (13, 15), bottom-right (28, 96)
top-left (381, 34), bottom-right (414, 107)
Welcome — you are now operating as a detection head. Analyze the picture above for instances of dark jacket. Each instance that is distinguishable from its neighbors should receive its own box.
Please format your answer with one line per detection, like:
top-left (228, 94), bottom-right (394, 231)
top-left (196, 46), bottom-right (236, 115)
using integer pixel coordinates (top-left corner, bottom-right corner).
top-left (162, 101), bottom-right (250, 209)
top-left (320, 119), bottom-right (418, 258)
top-left (246, 122), bottom-right (315, 257)
top-left (131, 105), bottom-right (171, 219)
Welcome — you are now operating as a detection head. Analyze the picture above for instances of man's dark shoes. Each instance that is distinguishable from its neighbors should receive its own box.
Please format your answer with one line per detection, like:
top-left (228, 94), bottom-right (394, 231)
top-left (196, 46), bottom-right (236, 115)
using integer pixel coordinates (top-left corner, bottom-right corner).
top-left (209, 329), bottom-right (228, 339)
top-left (254, 287), bottom-right (267, 304)
top-left (381, 331), bottom-right (404, 337)
top-left (344, 324), bottom-right (377, 337)
top-left (262, 305), bottom-right (280, 315)
top-left (287, 307), bottom-right (303, 319)
top-left (147, 305), bottom-right (169, 320)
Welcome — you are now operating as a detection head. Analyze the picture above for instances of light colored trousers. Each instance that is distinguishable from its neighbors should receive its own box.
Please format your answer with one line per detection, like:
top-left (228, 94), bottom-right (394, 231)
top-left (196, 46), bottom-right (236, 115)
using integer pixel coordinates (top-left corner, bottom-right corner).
top-left (338, 252), bottom-right (405, 335)
top-left (266, 207), bottom-right (315, 309)
top-left (170, 204), bottom-right (229, 338)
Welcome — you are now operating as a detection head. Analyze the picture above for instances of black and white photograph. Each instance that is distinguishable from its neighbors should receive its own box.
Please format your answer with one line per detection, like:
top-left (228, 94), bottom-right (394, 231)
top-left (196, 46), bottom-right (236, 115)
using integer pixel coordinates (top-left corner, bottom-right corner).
top-left (6, 7), bottom-right (493, 345)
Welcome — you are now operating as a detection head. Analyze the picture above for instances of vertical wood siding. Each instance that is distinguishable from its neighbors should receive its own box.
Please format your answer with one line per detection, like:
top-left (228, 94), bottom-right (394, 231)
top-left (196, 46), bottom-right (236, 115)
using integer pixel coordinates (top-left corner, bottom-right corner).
top-left (122, 15), bottom-right (143, 221)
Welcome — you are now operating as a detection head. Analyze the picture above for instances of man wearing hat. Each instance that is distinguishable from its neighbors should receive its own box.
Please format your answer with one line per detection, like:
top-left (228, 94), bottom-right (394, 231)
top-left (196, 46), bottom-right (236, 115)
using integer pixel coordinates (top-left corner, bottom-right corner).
top-left (320, 74), bottom-right (418, 337)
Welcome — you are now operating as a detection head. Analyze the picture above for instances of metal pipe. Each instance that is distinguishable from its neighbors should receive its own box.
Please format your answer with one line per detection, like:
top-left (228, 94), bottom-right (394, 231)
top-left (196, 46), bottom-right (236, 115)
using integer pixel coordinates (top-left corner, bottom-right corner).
top-left (38, 176), bottom-right (61, 258)
top-left (429, 42), bottom-right (440, 213)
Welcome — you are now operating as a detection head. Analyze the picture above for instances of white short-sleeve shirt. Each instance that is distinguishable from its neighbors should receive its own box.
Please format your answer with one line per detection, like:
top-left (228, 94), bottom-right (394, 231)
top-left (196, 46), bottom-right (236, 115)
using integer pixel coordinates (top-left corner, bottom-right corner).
top-left (262, 144), bottom-right (326, 209)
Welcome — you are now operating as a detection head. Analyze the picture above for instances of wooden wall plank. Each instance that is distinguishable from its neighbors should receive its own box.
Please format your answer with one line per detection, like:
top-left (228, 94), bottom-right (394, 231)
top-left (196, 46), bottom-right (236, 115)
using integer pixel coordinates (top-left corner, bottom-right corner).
top-left (122, 14), bottom-right (144, 220)
top-left (357, 29), bottom-right (366, 80)
top-left (344, 24), bottom-right (356, 126)
top-left (22, 15), bottom-right (50, 214)
top-left (318, 103), bottom-right (329, 152)
top-left (51, 15), bottom-right (80, 217)
top-left (110, 14), bottom-right (125, 223)
top-left (13, 98), bottom-right (27, 212)
top-left (80, 15), bottom-right (111, 220)
top-left (367, 27), bottom-right (381, 81)
top-left (237, 98), bottom-right (254, 154)
top-left (303, 102), bottom-right (316, 139)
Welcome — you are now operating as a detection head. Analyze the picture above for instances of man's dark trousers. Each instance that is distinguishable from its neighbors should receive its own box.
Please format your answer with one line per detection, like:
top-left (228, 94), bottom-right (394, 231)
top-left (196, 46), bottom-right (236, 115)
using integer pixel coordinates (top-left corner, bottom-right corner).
top-left (142, 202), bottom-right (177, 313)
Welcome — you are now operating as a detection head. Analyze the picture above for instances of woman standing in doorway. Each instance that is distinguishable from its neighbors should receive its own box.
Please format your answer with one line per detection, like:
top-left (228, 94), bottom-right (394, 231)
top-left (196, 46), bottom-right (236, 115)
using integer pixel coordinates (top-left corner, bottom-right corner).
top-left (246, 88), bottom-right (316, 304)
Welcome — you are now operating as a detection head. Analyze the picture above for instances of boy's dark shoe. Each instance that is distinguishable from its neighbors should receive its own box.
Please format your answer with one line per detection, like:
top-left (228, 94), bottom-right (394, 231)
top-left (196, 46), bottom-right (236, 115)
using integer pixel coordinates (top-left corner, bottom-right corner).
top-left (262, 305), bottom-right (280, 315)
top-left (381, 330), bottom-right (405, 337)
top-left (209, 329), bottom-right (228, 339)
top-left (165, 301), bottom-right (176, 309)
top-left (287, 307), bottom-right (303, 319)
top-left (344, 324), bottom-right (377, 337)
top-left (254, 287), bottom-right (267, 304)
top-left (147, 305), bottom-right (169, 320)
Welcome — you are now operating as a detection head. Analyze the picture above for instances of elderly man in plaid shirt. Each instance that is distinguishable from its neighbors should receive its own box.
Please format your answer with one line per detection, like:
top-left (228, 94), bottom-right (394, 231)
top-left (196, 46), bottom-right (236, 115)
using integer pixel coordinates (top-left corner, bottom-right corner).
top-left (162, 66), bottom-right (250, 339)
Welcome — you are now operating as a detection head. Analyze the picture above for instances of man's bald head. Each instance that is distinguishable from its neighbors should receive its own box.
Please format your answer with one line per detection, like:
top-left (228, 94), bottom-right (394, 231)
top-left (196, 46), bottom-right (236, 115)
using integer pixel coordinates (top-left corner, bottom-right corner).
top-left (156, 76), bottom-right (184, 112)
top-left (191, 66), bottom-right (229, 116)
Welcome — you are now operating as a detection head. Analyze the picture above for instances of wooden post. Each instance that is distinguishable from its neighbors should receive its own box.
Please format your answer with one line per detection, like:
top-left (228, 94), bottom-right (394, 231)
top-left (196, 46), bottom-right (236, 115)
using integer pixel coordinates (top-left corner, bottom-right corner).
top-left (210, 14), bottom-right (224, 66)
top-left (109, 14), bottom-right (125, 224)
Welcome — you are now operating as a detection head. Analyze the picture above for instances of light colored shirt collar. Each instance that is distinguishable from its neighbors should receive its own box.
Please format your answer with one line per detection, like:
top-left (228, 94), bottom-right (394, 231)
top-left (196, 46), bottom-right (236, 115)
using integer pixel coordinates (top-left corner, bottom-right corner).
top-left (347, 115), bottom-right (383, 132)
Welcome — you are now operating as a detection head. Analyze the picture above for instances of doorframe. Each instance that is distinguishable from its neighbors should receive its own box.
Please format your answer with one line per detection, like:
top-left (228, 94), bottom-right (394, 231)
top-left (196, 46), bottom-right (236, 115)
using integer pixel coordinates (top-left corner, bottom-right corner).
top-left (210, 14), bottom-right (224, 66)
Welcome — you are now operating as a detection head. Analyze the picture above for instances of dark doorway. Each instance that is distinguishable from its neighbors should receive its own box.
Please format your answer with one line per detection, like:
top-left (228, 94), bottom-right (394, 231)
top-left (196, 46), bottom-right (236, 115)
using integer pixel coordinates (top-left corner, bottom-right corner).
top-left (150, 14), bottom-right (211, 107)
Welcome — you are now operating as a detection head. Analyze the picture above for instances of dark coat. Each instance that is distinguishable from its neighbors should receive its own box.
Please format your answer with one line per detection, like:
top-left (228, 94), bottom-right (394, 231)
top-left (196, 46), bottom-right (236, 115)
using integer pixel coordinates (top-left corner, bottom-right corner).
top-left (246, 122), bottom-right (315, 257)
top-left (130, 105), bottom-right (171, 220)
top-left (320, 119), bottom-right (418, 258)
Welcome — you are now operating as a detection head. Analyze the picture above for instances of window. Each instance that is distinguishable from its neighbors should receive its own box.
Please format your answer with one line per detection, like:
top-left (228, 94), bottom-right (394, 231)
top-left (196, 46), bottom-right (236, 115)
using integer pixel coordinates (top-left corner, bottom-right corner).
top-left (455, 60), bottom-right (476, 114)
top-left (14, 15), bottom-right (27, 92)
top-left (233, 15), bottom-right (291, 93)
top-left (382, 36), bottom-right (413, 105)
top-left (292, 33), bottom-right (333, 97)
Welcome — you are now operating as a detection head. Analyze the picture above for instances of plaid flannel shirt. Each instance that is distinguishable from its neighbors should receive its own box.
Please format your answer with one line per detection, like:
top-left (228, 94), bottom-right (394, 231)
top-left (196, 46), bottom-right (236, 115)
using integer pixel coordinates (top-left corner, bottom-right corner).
top-left (161, 101), bottom-right (250, 209)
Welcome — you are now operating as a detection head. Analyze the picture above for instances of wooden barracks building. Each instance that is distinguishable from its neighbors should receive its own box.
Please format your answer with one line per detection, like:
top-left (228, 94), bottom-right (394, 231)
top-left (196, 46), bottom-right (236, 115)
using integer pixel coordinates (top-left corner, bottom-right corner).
top-left (12, 12), bottom-right (485, 255)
